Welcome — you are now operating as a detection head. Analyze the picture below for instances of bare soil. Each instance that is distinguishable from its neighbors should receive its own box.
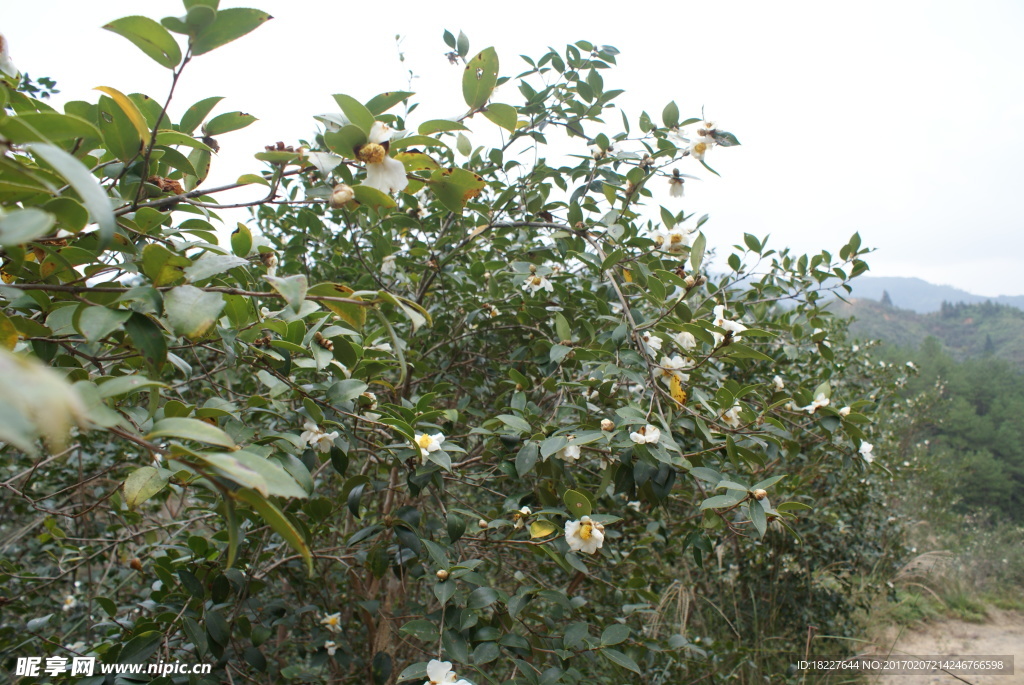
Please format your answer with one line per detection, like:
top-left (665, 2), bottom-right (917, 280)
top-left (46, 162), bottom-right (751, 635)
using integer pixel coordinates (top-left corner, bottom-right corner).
top-left (870, 609), bottom-right (1024, 684)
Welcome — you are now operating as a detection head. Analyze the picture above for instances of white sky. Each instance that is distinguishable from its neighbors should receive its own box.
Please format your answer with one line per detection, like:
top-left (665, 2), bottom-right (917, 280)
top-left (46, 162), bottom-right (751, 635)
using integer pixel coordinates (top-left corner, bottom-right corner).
top-left (7, 0), bottom-right (1024, 296)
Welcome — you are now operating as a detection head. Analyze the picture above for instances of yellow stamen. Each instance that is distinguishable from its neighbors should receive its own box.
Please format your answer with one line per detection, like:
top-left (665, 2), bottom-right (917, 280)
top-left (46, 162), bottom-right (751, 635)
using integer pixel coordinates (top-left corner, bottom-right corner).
top-left (416, 434), bottom-right (432, 449)
top-left (693, 142), bottom-right (707, 155)
top-left (357, 142), bottom-right (386, 164)
top-left (580, 521), bottom-right (593, 540)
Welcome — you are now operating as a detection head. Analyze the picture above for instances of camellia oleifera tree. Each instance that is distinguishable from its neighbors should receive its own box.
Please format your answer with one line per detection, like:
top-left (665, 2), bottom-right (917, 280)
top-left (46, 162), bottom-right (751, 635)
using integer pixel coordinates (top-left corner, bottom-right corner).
top-left (0, 4), bottom-right (900, 684)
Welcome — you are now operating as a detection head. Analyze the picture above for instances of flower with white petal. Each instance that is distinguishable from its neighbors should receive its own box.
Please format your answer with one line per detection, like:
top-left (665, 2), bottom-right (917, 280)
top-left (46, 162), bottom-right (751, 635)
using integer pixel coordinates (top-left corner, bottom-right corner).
top-left (660, 228), bottom-right (692, 253)
top-left (329, 183), bottom-right (355, 209)
top-left (320, 612), bottom-right (342, 634)
top-left (300, 421), bottom-right (339, 453)
top-left (358, 122), bottom-right (408, 194)
top-left (713, 305), bottom-right (747, 337)
top-left (629, 424), bottom-right (661, 445)
top-left (839, 406), bottom-right (851, 417)
top-left (721, 404), bottom-right (743, 428)
top-left (656, 355), bottom-right (692, 387)
top-left (668, 176), bottom-right (685, 198)
top-left (639, 331), bottom-right (663, 355)
top-left (522, 274), bottom-right (553, 294)
top-left (565, 515), bottom-right (605, 555)
top-left (512, 506), bottom-right (532, 530)
top-left (415, 432), bottom-right (445, 461)
top-left (675, 331), bottom-right (697, 351)
top-left (324, 640), bottom-right (338, 656)
top-left (687, 122), bottom-right (716, 161)
top-left (62, 595), bottom-right (77, 612)
top-left (0, 34), bottom-right (17, 78)
top-left (557, 443), bottom-right (581, 462)
top-left (773, 375), bottom-right (785, 391)
top-left (424, 659), bottom-right (474, 685)
top-left (800, 393), bottom-right (830, 414)
top-left (859, 441), bottom-right (874, 464)
top-left (381, 254), bottom-right (397, 276)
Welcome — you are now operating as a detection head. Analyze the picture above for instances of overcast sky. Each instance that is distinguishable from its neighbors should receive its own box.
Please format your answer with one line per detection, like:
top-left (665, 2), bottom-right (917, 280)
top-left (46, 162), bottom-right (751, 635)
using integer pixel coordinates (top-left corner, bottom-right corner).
top-left (7, 1), bottom-right (1024, 296)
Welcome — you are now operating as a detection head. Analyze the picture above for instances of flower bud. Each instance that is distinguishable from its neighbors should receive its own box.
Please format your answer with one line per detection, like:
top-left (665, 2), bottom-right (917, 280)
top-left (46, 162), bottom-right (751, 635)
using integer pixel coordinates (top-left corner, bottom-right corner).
top-left (753, 489), bottom-right (767, 501)
top-left (684, 275), bottom-right (696, 287)
top-left (601, 419), bottom-right (615, 431)
top-left (436, 569), bottom-right (450, 581)
top-left (329, 183), bottom-right (355, 209)
top-left (478, 519), bottom-right (489, 529)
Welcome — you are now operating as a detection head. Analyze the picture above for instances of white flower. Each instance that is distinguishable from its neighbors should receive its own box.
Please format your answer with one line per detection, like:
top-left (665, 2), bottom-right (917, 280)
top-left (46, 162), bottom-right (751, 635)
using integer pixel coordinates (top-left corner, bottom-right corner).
top-left (859, 441), bottom-right (874, 464)
top-left (358, 122), bottom-right (408, 194)
top-left (522, 274), bottom-right (553, 294)
top-left (565, 515), bottom-right (605, 555)
top-left (687, 122), bottom-right (716, 161)
top-left (324, 640), bottom-right (337, 656)
top-left (65, 641), bottom-right (87, 653)
top-left (300, 421), bottom-right (339, 453)
top-left (800, 393), bottom-right (830, 414)
top-left (675, 331), bottom-right (697, 351)
top-left (721, 404), bottom-right (743, 428)
top-left (654, 228), bottom-right (692, 253)
top-left (773, 375), bottom-right (785, 391)
top-left (839, 406), bottom-right (851, 417)
top-left (513, 506), bottom-right (532, 530)
top-left (381, 254), bottom-right (397, 276)
top-left (320, 612), bottom-right (342, 633)
top-left (261, 251), bottom-right (278, 278)
top-left (906, 361), bottom-right (917, 370)
top-left (367, 341), bottom-right (393, 353)
top-left (639, 331), bottom-right (663, 355)
top-left (0, 34), bottom-right (17, 78)
top-left (656, 355), bottom-right (692, 387)
top-left (668, 176), bottom-right (685, 198)
top-left (424, 658), bottom-right (474, 685)
top-left (627, 500), bottom-right (641, 512)
top-left (629, 424), bottom-right (661, 445)
top-left (713, 305), bottom-right (747, 336)
top-left (415, 432), bottom-right (445, 461)
top-left (557, 443), bottom-right (581, 462)
top-left (62, 595), bottom-right (77, 612)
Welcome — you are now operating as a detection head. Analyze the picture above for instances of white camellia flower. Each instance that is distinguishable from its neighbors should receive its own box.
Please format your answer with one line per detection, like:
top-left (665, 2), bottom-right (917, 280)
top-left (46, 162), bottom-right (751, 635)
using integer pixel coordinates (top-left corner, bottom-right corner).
top-left (320, 612), bottom-right (342, 634)
top-left (839, 406), bottom-right (851, 417)
top-left (565, 515), bottom-right (605, 555)
top-left (415, 432), bottom-right (445, 461)
top-left (773, 375), bottom-right (785, 391)
top-left (513, 506), bottom-right (532, 530)
top-left (358, 122), bottom-right (408, 194)
top-left (62, 595), bottom-right (77, 612)
top-left (324, 640), bottom-right (338, 656)
top-left (713, 304), bottom-right (748, 337)
top-left (300, 421), bottom-right (339, 453)
top-left (557, 444), bottom-right (581, 462)
top-left (639, 331), bottom-right (663, 356)
top-left (687, 121), bottom-right (716, 161)
top-left (522, 274), bottom-right (553, 294)
top-left (657, 355), bottom-right (692, 386)
top-left (0, 33), bottom-right (17, 78)
top-left (675, 331), bottom-right (697, 351)
top-left (329, 183), bottom-right (355, 208)
top-left (721, 404), bottom-right (743, 428)
top-left (668, 176), bottom-right (684, 198)
top-left (629, 424), bottom-right (661, 445)
top-left (859, 441), bottom-right (874, 463)
top-left (381, 254), bottom-right (397, 276)
top-left (424, 658), bottom-right (474, 685)
top-left (800, 393), bottom-right (830, 414)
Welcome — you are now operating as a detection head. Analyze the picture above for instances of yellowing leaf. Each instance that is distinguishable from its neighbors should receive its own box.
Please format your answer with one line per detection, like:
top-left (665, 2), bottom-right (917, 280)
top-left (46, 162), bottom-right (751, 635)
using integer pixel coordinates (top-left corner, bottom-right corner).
top-left (530, 519), bottom-right (558, 539)
top-left (94, 86), bottom-right (151, 144)
top-left (670, 375), bottom-right (687, 405)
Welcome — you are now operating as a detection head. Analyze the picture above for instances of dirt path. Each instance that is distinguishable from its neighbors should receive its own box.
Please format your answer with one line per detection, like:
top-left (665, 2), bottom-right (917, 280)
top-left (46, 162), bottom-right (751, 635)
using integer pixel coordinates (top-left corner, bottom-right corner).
top-left (870, 609), bottom-right (1024, 684)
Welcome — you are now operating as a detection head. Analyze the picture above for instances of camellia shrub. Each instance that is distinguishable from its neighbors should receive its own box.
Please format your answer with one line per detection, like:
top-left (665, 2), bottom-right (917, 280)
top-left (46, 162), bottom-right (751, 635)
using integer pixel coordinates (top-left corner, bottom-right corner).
top-left (0, 3), bottom-right (904, 684)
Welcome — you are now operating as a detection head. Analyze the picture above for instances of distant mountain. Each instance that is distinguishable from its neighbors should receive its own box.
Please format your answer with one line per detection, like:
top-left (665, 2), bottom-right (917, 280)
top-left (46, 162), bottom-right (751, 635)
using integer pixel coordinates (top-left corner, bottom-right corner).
top-left (833, 297), bottom-right (1024, 366)
top-left (847, 276), bottom-right (1024, 313)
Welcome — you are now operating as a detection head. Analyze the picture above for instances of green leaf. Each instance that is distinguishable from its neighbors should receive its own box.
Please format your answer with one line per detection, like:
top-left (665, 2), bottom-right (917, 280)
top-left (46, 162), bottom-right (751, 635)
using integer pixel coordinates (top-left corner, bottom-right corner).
top-left (427, 166), bottom-right (485, 214)
top-left (601, 623), bottom-right (631, 646)
top-left (26, 143), bottom-right (118, 248)
top-left (190, 8), bottom-right (273, 56)
top-left (462, 47), bottom-right (499, 110)
top-left (203, 111), bottom-right (257, 136)
top-left (365, 91), bottom-right (415, 115)
top-left (164, 285), bottom-right (225, 338)
top-left (147, 417), bottom-right (236, 447)
top-left (482, 103), bottom-right (517, 132)
top-left (0, 112), bottom-right (102, 145)
top-left (97, 374), bottom-right (165, 399)
top-left (230, 223), bottom-right (252, 257)
top-left (124, 466), bottom-right (170, 509)
top-left (185, 253), bottom-right (248, 282)
top-left (662, 101), bottom-right (679, 128)
top-left (142, 244), bottom-right (190, 286)
top-left (179, 96), bottom-right (224, 135)
top-left (417, 119), bottom-right (469, 135)
top-left (433, 579), bottom-right (456, 606)
top-left (777, 501), bottom-right (812, 513)
top-left (95, 86), bottom-right (151, 144)
top-left (234, 488), bottom-right (313, 575)
top-left (352, 184), bottom-right (398, 210)
top-left (750, 501), bottom-right (767, 538)
top-left (332, 94), bottom-right (376, 135)
top-left (563, 489), bottom-right (592, 517)
top-left (201, 451), bottom-right (307, 498)
top-left (722, 343), bottom-right (772, 362)
top-left (104, 16), bottom-right (182, 68)
top-left (690, 232), bottom-right (707, 271)
top-left (394, 151), bottom-right (440, 173)
top-left (467, 587), bottom-right (498, 609)
top-left (264, 274), bottom-right (307, 314)
top-left (601, 648), bottom-right (641, 674)
top-left (0, 208), bottom-right (55, 247)
top-left (124, 312), bottom-right (167, 371)
top-left (497, 414), bottom-right (531, 434)
top-left (324, 124), bottom-right (368, 159)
